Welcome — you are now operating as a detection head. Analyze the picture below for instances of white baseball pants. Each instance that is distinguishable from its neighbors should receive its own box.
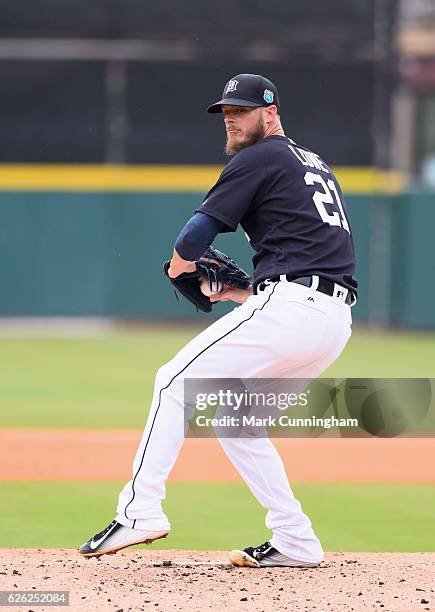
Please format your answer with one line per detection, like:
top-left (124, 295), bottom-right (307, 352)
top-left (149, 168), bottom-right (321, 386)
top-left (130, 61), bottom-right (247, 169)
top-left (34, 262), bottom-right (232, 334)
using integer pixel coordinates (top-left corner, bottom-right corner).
top-left (116, 278), bottom-right (352, 563)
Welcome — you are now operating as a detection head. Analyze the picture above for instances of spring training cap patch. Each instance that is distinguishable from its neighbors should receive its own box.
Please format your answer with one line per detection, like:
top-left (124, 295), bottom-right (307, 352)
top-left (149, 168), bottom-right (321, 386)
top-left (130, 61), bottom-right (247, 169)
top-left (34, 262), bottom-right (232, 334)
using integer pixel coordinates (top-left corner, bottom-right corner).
top-left (263, 89), bottom-right (274, 104)
top-left (207, 73), bottom-right (280, 113)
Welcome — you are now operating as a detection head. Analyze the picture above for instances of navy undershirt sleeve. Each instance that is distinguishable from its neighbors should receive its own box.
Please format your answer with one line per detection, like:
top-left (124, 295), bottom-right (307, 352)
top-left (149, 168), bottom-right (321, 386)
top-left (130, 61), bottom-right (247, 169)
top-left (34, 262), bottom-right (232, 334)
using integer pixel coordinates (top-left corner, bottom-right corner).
top-left (174, 212), bottom-right (224, 261)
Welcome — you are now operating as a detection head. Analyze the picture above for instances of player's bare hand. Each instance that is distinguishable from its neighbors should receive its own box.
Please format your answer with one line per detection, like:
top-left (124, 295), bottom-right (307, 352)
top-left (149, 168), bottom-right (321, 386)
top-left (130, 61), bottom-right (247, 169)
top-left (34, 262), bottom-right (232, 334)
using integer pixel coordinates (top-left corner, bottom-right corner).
top-left (210, 286), bottom-right (253, 304)
top-left (168, 261), bottom-right (196, 278)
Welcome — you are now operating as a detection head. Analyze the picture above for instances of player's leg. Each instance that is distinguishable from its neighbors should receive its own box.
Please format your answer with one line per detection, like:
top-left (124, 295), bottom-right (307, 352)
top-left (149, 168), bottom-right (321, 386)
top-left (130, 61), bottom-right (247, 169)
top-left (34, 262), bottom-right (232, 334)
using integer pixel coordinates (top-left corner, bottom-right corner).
top-left (215, 284), bottom-right (351, 565)
top-left (115, 283), bottom-right (307, 523)
top-left (219, 352), bottom-right (346, 567)
top-left (79, 283), bottom-right (285, 556)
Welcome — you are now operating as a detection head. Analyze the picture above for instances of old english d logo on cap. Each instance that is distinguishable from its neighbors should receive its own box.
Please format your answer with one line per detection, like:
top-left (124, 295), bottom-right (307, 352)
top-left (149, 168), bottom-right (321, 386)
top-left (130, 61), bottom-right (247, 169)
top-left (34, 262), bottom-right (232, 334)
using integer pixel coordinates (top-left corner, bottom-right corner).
top-left (225, 79), bottom-right (239, 94)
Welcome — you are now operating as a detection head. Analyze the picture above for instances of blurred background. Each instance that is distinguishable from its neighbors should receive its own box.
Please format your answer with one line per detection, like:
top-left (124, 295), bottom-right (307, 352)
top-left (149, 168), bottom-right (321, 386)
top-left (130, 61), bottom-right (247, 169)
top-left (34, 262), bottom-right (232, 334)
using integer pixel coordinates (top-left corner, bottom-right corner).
top-left (0, 0), bottom-right (434, 329)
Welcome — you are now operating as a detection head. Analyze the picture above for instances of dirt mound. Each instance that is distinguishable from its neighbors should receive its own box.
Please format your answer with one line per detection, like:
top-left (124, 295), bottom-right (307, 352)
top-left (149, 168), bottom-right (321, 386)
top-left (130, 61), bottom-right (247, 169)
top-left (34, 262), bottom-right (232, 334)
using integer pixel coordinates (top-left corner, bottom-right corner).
top-left (1, 549), bottom-right (434, 611)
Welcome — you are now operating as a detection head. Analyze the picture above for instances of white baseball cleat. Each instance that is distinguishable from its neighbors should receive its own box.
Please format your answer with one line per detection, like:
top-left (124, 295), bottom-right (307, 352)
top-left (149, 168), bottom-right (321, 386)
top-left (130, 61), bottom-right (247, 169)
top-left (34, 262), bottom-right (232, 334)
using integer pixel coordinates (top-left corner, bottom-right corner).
top-left (229, 541), bottom-right (322, 568)
top-left (79, 519), bottom-right (168, 557)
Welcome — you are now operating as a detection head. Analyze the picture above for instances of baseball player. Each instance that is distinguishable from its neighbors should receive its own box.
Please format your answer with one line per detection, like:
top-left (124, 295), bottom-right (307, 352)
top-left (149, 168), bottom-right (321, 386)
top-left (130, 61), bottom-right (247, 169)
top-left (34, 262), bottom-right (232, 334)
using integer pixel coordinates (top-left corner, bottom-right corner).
top-left (79, 73), bottom-right (357, 568)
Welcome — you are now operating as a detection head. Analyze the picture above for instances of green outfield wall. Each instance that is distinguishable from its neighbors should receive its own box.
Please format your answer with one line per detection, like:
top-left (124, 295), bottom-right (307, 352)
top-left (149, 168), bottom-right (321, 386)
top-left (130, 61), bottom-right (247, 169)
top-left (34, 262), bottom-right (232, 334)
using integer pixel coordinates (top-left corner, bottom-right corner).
top-left (390, 192), bottom-right (435, 328)
top-left (0, 187), bottom-right (433, 328)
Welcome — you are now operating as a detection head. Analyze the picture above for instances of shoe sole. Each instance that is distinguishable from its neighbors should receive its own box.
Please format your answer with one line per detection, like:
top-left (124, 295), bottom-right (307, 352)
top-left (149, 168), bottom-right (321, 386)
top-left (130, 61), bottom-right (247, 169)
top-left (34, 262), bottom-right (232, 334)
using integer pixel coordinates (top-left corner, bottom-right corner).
top-left (229, 550), bottom-right (260, 567)
top-left (80, 531), bottom-right (169, 558)
top-left (229, 549), bottom-right (321, 568)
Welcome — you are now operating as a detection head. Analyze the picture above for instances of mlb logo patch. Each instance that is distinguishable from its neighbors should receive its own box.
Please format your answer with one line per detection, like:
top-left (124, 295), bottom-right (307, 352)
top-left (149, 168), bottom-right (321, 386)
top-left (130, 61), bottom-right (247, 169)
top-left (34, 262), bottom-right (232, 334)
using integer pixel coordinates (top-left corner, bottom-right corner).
top-left (225, 79), bottom-right (239, 94)
top-left (263, 89), bottom-right (274, 104)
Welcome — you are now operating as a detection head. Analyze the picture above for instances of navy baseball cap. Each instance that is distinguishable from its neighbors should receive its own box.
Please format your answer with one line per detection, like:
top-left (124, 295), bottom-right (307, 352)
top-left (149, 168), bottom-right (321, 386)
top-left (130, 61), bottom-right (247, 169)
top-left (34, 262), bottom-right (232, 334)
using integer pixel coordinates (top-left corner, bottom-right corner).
top-left (207, 73), bottom-right (280, 113)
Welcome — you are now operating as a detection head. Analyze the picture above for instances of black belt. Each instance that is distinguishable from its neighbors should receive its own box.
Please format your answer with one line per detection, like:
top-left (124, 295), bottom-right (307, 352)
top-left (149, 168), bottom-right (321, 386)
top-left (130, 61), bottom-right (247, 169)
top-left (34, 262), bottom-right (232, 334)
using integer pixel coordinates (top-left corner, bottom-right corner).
top-left (257, 275), bottom-right (356, 306)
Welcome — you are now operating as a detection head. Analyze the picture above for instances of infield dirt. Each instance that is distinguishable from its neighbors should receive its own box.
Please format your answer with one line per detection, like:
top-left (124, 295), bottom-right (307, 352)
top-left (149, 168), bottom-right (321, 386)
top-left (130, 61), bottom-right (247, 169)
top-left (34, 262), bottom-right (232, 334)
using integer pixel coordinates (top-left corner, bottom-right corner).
top-left (1, 429), bottom-right (434, 482)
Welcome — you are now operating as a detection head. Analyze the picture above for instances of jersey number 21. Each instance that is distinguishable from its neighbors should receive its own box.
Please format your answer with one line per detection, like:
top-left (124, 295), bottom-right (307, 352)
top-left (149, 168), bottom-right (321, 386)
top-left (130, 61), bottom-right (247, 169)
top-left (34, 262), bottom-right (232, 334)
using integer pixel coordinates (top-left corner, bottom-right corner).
top-left (304, 172), bottom-right (350, 233)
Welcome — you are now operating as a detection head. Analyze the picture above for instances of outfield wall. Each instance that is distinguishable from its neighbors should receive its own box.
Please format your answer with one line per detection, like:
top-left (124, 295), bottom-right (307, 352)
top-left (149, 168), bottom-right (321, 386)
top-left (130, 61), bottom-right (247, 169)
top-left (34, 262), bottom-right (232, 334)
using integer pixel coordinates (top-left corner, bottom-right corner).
top-left (0, 174), bottom-right (433, 328)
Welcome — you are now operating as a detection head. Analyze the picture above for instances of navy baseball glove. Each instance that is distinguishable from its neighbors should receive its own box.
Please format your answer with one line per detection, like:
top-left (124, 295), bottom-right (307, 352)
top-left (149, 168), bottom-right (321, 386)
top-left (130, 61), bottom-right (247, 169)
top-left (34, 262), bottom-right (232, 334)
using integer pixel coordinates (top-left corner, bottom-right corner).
top-left (163, 246), bottom-right (251, 313)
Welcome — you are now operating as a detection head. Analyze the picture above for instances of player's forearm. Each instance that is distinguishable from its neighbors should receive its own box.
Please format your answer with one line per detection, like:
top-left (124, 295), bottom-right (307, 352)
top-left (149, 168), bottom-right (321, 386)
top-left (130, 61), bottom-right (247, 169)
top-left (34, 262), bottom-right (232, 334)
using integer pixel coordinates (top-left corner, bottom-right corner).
top-left (174, 212), bottom-right (224, 261)
top-left (169, 213), bottom-right (225, 278)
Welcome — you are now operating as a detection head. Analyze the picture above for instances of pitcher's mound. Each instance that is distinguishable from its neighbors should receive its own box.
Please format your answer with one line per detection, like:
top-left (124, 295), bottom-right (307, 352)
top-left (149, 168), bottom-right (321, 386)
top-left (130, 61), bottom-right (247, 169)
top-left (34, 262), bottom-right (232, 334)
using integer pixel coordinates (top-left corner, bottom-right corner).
top-left (0, 549), bottom-right (434, 611)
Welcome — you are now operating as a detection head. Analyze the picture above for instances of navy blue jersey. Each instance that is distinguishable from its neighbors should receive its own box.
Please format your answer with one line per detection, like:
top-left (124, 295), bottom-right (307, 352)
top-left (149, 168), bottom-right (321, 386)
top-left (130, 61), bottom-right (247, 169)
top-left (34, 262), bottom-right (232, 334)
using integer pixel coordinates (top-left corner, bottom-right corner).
top-left (196, 135), bottom-right (357, 294)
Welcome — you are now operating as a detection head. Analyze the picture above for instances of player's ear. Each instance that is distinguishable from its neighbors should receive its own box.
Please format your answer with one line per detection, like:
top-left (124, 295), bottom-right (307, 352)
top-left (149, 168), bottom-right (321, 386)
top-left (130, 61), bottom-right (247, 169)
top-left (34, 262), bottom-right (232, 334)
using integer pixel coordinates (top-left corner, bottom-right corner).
top-left (264, 105), bottom-right (278, 124)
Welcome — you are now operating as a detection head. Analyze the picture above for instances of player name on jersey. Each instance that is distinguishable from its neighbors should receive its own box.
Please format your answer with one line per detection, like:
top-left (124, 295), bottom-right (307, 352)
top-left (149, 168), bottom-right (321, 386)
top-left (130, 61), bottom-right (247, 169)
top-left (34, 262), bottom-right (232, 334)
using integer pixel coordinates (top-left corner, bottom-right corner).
top-left (288, 144), bottom-right (330, 174)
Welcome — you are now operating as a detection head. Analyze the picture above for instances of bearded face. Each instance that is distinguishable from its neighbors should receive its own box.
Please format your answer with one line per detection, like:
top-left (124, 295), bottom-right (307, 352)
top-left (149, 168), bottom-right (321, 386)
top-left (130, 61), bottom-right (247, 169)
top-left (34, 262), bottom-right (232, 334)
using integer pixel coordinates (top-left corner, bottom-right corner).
top-left (223, 108), bottom-right (268, 156)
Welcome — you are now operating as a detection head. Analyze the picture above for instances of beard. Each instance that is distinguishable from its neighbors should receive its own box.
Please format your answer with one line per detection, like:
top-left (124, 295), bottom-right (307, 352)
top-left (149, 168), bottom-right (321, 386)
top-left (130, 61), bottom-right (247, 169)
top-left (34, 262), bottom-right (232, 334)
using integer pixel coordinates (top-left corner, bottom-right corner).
top-left (224, 118), bottom-right (267, 156)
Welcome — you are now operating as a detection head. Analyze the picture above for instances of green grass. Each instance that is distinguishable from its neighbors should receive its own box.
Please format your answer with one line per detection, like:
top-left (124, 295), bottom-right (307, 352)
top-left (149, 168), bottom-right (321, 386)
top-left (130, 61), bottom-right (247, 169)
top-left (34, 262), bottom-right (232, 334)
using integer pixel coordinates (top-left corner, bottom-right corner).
top-left (0, 482), bottom-right (434, 552)
top-left (0, 329), bottom-right (196, 428)
top-left (1, 328), bottom-right (435, 428)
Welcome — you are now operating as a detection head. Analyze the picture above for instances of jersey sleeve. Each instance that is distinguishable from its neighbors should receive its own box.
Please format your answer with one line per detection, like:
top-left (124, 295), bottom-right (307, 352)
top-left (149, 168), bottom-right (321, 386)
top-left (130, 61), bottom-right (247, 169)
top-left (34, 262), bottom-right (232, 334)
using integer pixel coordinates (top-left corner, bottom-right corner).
top-left (195, 146), bottom-right (267, 231)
